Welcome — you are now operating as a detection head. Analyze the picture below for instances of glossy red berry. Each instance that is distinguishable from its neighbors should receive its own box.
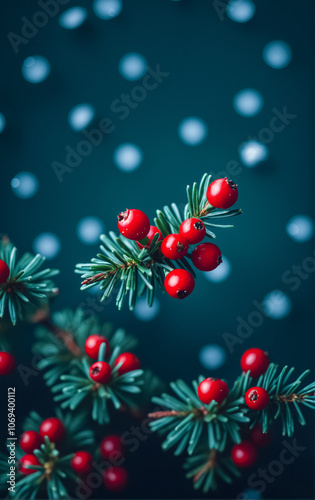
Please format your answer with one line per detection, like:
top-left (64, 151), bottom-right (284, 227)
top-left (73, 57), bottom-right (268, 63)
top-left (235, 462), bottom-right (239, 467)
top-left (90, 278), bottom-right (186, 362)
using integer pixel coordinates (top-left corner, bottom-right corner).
top-left (114, 352), bottom-right (141, 376)
top-left (85, 335), bottom-right (110, 360)
top-left (0, 352), bottom-right (16, 375)
top-left (40, 417), bottom-right (65, 442)
top-left (136, 226), bottom-right (163, 249)
top-left (71, 451), bottom-right (93, 474)
top-left (245, 387), bottom-right (269, 410)
top-left (197, 378), bottom-right (229, 405)
top-left (240, 348), bottom-right (270, 378)
top-left (89, 361), bottom-right (112, 384)
top-left (20, 431), bottom-right (44, 454)
top-left (103, 466), bottom-right (128, 491)
top-left (207, 177), bottom-right (238, 209)
top-left (164, 269), bottom-right (195, 299)
top-left (191, 243), bottom-right (222, 271)
top-left (161, 234), bottom-right (189, 260)
top-left (100, 435), bottom-right (125, 460)
top-left (249, 424), bottom-right (272, 448)
top-left (0, 260), bottom-right (9, 284)
top-left (18, 454), bottom-right (41, 475)
top-left (231, 441), bottom-right (257, 468)
top-left (179, 218), bottom-right (206, 244)
top-left (118, 209), bottom-right (150, 241)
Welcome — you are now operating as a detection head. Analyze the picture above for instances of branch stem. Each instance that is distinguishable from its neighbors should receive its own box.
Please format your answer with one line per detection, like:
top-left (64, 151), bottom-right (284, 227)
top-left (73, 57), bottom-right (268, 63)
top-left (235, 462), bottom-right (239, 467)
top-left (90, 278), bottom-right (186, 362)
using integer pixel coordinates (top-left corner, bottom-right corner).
top-left (39, 318), bottom-right (82, 357)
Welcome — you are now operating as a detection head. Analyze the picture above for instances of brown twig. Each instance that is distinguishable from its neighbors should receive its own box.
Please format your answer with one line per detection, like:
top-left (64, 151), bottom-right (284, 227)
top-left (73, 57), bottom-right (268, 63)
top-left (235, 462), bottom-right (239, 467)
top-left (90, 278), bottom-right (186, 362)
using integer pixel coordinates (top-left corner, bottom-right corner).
top-left (148, 410), bottom-right (189, 419)
top-left (193, 449), bottom-right (217, 483)
top-left (39, 318), bottom-right (82, 357)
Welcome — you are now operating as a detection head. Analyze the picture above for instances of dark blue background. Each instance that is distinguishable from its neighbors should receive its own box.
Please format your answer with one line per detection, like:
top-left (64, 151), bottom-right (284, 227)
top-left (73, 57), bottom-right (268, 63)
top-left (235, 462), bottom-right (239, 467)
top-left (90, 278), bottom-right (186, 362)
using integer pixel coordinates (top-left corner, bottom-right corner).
top-left (0, 0), bottom-right (314, 498)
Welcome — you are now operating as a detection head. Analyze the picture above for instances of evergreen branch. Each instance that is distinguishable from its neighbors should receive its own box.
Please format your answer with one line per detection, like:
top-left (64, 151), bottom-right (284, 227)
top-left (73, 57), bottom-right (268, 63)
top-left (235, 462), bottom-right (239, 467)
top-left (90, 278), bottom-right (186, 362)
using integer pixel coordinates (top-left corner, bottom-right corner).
top-left (0, 239), bottom-right (59, 325)
top-left (75, 173), bottom-right (242, 310)
top-left (149, 374), bottom-right (251, 455)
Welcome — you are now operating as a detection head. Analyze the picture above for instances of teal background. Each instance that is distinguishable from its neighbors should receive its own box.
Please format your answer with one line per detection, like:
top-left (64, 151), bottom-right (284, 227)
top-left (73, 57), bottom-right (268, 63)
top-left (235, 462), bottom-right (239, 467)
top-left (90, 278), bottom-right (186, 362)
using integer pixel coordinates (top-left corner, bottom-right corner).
top-left (0, 1), bottom-right (314, 498)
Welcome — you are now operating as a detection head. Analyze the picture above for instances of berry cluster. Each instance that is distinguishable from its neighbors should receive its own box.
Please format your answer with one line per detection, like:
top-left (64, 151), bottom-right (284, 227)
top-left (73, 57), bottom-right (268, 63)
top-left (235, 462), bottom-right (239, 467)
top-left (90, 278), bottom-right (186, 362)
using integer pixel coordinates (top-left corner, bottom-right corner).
top-left (100, 435), bottom-right (128, 491)
top-left (117, 178), bottom-right (238, 300)
top-left (197, 348), bottom-right (271, 469)
top-left (85, 334), bottom-right (140, 385)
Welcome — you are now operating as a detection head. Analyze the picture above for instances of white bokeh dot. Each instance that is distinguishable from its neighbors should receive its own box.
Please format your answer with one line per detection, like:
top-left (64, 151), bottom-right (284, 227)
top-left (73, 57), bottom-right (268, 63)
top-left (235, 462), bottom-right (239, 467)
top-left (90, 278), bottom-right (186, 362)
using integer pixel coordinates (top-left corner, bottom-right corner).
top-left (68, 104), bottom-right (95, 132)
top-left (11, 172), bottom-right (39, 199)
top-left (263, 41), bottom-right (292, 69)
top-left (233, 89), bottom-right (263, 117)
top-left (199, 345), bottom-right (226, 370)
top-left (93, 0), bottom-right (122, 20)
top-left (113, 143), bottom-right (143, 172)
top-left (0, 113), bottom-right (6, 134)
top-left (239, 140), bottom-right (269, 167)
top-left (263, 290), bottom-right (292, 320)
top-left (227, 0), bottom-right (256, 23)
top-left (286, 215), bottom-right (314, 243)
top-left (33, 233), bottom-right (61, 260)
top-left (119, 53), bottom-right (147, 81)
top-left (178, 117), bottom-right (208, 146)
top-left (59, 7), bottom-right (88, 29)
top-left (77, 217), bottom-right (104, 245)
top-left (22, 56), bottom-right (51, 84)
top-left (133, 297), bottom-right (160, 321)
top-left (203, 256), bottom-right (231, 283)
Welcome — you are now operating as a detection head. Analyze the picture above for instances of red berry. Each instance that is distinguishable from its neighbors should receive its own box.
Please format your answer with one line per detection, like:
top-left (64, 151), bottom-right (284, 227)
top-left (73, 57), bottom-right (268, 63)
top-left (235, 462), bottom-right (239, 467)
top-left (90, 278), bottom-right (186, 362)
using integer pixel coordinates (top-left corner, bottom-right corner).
top-left (249, 424), bottom-right (272, 448)
top-left (40, 417), bottom-right (65, 442)
top-left (240, 348), bottom-right (270, 378)
top-left (191, 243), bottom-right (222, 271)
top-left (89, 361), bottom-right (112, 384)
top-left (103, 466), bottom-right (128, 491)
top-left (136, 226), bottom-right (163, 249)
top-left (207, 177), bottom-right (238, 209)
top-left (164, 269), bottom-right (195, 299)
top-left (179, 218), bottom-right (206, 245)
top-left (0, 259), bottom-right (10, 284)
top-left (0, 352), bottom-right (16, 375)
top-left (245, 387), bottom-right (269, 410)
top-left (100, 435), bottom-right (125, 460)
top-left (71, 451), bottom-right (93, 474)
top-left (231, 441), bottom-right (257, 468)
top-left (114, 352), bottom-right (141, 376)
top-left (20, 431), bottom-right (44, 454)
top-left (197, 378), bottom-right (229, 405)
top-left (118, 209), bottom-right (150, 241)
top-left (18, 454), bottom-right (41, 475)
top-left (85, 335), bottom-right (110, 360)
top-left (161, 234), bottom-right (189, 260)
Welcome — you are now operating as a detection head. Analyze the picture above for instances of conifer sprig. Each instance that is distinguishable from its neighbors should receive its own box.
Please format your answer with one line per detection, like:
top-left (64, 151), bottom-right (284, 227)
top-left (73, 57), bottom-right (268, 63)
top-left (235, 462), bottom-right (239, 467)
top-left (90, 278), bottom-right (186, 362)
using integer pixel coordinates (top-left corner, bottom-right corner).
top-left (75, 173), bottom-right (242, 310)
top-left (0, 240), bottom-right (59, 325)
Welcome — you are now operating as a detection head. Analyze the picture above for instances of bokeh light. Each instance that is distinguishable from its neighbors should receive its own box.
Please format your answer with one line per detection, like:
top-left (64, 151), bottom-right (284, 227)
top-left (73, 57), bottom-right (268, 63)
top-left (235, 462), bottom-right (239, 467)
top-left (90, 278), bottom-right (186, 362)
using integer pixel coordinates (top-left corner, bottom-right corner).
top-left (178, 117), bottom-right (208, 146)
top-left (76, 217), bottom-right (104, 245)
top-left (33, 233), bottom-right (61, 260)
top-left (0, 113), bottom-right (6, 134)
top-left (263, 290), bottom-right (292, 320)
top-left (59, 7), bottom-right (88, 29)
top-left (239, 140), bottom-right (269, 167)
top-left (22, 56), bottom-right (51, 84)
top-left (226, 0), bottom-right (256, 23)
top-left (93, 0), bottom-right (122, 20)
top-left (286, 215), bottom-right (314, 243)
top-left (203, 256), bottom-right (232, 283)
top-left (113, 143), bottom-right (143, 172)
top-left (233, 89), bottom-right (263, 117)
top-left (263, 41), bottom-right (292, 69)
top-left (133, 297), bottom-right (160, 321)
top-left (119, 53), bottom-right (147, 81)
top-left (199, 345), bottom-right (226, 370)
top-left (11, 172), bottom-right (39, 199)
top-left (68, 104), bottom-right (95, 132)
